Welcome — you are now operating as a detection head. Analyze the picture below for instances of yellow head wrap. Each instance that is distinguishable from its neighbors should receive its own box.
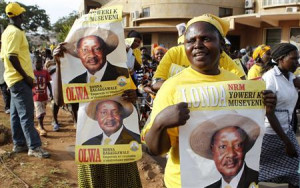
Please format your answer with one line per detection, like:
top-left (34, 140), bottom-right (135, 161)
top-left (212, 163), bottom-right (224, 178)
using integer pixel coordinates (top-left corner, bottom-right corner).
top-left (252, 44), bottom-right (271, 60)
top-left (177, 35), bottom-right (184, 45)
top-left (186, 14), bottom-right (230, 37)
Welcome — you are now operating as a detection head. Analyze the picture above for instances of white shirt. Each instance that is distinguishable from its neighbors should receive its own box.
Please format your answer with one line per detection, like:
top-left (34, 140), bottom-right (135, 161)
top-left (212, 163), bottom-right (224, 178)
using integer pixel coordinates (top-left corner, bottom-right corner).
top-left (101, 125), bottom-right (124, 145)
top-left (262, 66), bottom-right (298, 134)
top-left (221, 163), bottom-right (245, 188)
top-left (126, 48), bottom-right (135, 71)
top-left (87, 61), bottom-right (108, 83)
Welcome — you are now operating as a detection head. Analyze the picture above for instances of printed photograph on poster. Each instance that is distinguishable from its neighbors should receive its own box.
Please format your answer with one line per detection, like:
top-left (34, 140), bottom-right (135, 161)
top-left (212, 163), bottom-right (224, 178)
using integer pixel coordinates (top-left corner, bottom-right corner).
top-left (75, 95), bottom-right (142, 164)
top-left (177, 80), bottom-right (265, 188)
top-left (58, 6), bottom-right (134, 103)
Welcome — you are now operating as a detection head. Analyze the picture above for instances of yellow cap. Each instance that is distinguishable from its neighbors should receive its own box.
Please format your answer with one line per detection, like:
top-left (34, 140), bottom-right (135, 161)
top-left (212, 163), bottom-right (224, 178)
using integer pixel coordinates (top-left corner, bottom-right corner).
top-left (252, 44), bottom-right (271, 60)
top-left (186, 14), bottom-right (229, 37)
top-left (5, 2), bottom-right (26, 18)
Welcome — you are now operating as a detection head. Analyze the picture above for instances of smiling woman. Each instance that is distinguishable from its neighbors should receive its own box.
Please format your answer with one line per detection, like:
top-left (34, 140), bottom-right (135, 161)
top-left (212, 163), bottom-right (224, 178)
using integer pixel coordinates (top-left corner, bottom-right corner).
top-left (141, 14), bottom-right (243, 188)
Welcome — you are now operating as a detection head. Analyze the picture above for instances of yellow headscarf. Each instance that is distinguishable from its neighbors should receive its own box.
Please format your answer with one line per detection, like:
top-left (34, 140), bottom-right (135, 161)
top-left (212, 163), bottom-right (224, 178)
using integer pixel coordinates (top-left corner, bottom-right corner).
top-left (186, 14), bottom-right (230, 37)
top-left (252, 44), bottom-right (271, 60)
top-left (152, 46), bottom-right (167, 57)
top-left (177, 35), bottom-right (184, 45)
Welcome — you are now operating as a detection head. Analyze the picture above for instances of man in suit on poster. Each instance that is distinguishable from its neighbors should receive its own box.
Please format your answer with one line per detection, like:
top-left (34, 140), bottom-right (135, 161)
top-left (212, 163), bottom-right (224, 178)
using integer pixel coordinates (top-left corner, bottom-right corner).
top-left (82, 98), bottom-right (140, 145)
top-left (65, 28), bottom-right (129, 83)
top-left (190, 114), bottom-right (260, 188)
top-left (54, 28), bottom-right (130, 124)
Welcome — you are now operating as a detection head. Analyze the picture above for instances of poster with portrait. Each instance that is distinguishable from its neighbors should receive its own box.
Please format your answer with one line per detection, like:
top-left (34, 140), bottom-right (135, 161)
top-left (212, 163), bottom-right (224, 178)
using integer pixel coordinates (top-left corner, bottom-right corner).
top-left (178, 80), bottom-right (265, 188)
top-left (75, 95), bottom-right (142, 164)
top-left (59, 5), bottom-right (134, 103)
top-left (60, 6), bottom-right (142, 164)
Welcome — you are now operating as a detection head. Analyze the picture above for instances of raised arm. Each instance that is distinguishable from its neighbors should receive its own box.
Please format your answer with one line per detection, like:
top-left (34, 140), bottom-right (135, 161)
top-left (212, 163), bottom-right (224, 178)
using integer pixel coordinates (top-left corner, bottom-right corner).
top-left (53, 43), bottom-right (67, 107)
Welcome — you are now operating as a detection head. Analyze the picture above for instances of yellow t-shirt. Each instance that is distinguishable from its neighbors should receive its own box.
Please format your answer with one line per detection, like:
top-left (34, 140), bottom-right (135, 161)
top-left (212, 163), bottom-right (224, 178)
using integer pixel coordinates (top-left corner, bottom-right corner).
top-left (153, 45), bottom-right (245, 80)
top-left (1, 25), bottom-right (34, 87)
top-left (294, 67), bottom-right (300, 77)
top-left (141, 67), bottom-right (240, 188)
top-left (247, 64), bottom-right (263, 80)
top-left (132, 48), bottom-right (142, 65)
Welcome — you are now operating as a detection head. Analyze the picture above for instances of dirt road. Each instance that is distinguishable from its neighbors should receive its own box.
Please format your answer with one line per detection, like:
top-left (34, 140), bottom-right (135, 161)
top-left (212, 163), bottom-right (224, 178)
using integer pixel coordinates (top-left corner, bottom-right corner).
top-left (0, 100), bottom-right (165, 188)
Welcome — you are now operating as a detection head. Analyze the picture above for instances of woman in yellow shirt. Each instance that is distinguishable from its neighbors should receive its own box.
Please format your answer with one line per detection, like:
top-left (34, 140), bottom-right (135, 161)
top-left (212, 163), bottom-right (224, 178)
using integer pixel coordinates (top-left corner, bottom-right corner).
top-left (141, 14), bottom-right (276, 187)
top-left (247, 44), bottom-right (271, 80)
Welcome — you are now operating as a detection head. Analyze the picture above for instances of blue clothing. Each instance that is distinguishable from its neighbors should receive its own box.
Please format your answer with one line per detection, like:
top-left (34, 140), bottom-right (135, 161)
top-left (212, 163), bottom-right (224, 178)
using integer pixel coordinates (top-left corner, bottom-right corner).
top-left (10, 80), bottom-right (41, 149)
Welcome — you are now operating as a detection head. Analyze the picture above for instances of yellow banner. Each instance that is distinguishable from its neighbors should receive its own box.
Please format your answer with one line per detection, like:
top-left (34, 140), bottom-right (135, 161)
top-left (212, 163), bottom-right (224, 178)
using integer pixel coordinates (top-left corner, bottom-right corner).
top-left (62, 77), bottom-right (133, 103)
top-left (176, 80), bottom-right (266, 111)
top-left (82, 5), bottom-right (123, 24)
top-left (75, 142), bottom-right (142, 164)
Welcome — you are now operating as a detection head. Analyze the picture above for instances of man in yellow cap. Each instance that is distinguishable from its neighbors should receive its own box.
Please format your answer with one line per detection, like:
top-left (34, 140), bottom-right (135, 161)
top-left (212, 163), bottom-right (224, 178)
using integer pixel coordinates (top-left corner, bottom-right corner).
top-left (1, 2), bottom-right (50, 158)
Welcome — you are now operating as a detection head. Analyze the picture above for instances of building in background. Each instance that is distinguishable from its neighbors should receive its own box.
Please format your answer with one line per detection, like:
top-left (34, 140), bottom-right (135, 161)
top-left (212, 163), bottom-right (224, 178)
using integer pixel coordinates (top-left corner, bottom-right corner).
top-left (225, 0), bottom-right (300, 49)
top-left (79, 0), bottom-right (244, 51)
top-left (79, 0), bottom-right (300, 51)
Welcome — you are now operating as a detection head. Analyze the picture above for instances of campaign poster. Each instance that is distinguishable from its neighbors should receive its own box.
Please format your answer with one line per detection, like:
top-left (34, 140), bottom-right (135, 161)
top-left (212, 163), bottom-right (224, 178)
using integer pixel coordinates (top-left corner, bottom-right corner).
top-left (75, 95), bottom-right (142, 164)
top-left (60, 6), bottom-right (142, 164)
top-left (60, 6), bottom-right (134, 103)
top-left (178, 80), bottom-right (265, 188)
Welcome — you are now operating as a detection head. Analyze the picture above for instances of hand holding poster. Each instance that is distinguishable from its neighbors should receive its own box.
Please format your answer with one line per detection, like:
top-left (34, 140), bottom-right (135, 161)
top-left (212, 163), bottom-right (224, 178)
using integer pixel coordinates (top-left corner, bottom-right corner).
top-left (178, 80), bottom-right (265, 188)
top-left (59, 6), bottom-right (135, 103)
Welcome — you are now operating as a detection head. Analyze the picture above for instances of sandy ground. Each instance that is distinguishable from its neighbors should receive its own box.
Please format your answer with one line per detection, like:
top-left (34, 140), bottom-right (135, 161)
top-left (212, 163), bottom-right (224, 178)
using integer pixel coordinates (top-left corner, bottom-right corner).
top-left (0, 98), bottom-right (165, 188)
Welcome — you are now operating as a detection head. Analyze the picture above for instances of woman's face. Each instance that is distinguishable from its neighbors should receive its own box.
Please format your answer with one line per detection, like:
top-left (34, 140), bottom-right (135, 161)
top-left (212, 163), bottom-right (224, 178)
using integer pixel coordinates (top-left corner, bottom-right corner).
top-left (131, 37), bottom-right (141, 49)
top-left (154, 49), bottom-right (165, 62)
top-left (280, 50), bottom-right (299, 73)
top-left (261, 49), bottom-right (271, 64)
top-left (184, 22), bottom-right (221, 75)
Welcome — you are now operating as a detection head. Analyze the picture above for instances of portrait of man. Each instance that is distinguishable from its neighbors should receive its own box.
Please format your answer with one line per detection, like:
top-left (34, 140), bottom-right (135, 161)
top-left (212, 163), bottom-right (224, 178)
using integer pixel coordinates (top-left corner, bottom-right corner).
top-left (189, 114), bottom-right (260, 188)
top-left (82, 97), bottom-right (140, 145)
top-left (64, 27), bottom-right (129, 84)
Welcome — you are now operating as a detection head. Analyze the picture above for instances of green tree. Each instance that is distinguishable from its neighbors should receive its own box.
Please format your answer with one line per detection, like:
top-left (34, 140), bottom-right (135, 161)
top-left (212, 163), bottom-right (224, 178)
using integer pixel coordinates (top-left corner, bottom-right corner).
top-left (53, 11), bottom-right (78, 42)
top-left (0, 1), bottom-right (51, 32)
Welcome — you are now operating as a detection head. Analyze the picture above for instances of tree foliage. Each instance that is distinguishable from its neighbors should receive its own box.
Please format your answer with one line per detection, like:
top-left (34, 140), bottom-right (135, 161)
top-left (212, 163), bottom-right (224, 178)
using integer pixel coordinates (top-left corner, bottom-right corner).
top-left (0, 1), bottom-right (51, 32)
top-left (53, 11), bottom-right (78, 42)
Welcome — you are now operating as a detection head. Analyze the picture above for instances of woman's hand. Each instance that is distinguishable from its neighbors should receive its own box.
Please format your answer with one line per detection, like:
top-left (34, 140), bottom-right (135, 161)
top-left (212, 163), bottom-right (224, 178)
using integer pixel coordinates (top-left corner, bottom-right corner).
top-left (53, 42), bottom-right (67, 66)
top-left (122, 89), bottom-right (137, 103)
top-left (155, 102), bottom-right (190, 129)
top-left (284, 139), bottom-right (298, 158)
top-left (262, 90), bottom-right (276, 115)
top-left (143, 86), bottom-right (156, 95)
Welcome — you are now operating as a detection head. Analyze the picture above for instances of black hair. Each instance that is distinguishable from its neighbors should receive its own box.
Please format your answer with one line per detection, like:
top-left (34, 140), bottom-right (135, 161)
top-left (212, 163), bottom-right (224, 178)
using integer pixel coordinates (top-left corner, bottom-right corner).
top-left (271, 43), bottom-right (298, 63)
top-left (33, 56), bottom-right (43, 64)
top-left (140, 47), bottom-right (147, 51)
top-left (142, 54), bottom-right (151, 60)
top-left (45, 48), bottom-right (53, 59)
top-left (127, 30), bottom-right (142, 40)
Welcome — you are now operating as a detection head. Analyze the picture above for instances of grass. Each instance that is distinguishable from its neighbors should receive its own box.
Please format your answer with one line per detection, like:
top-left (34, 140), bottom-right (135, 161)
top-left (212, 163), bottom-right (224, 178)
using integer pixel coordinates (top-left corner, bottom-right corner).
top-left (50, 167), bottom-right (67, 175)
top-left (55, 179), bottom-right (71, 188)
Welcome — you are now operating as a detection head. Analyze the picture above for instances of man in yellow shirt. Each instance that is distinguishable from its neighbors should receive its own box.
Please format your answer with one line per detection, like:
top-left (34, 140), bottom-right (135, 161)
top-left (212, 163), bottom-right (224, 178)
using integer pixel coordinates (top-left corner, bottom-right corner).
top-left (151, 44), bottom-right (246, 91)
top-left (1, 3), bottom-right (50, 158)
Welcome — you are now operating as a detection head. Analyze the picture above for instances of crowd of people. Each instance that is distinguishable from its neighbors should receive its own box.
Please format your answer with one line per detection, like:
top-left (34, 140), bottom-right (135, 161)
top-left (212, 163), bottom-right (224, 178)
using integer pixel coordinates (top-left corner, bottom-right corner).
top-left (1, 2), bottom-right (300, 188)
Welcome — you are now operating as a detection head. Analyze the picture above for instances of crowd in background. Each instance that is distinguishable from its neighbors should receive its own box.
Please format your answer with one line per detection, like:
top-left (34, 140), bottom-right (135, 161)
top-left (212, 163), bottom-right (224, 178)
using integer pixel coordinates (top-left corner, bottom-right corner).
top-left (1, 2), bottom-right (300, 188)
